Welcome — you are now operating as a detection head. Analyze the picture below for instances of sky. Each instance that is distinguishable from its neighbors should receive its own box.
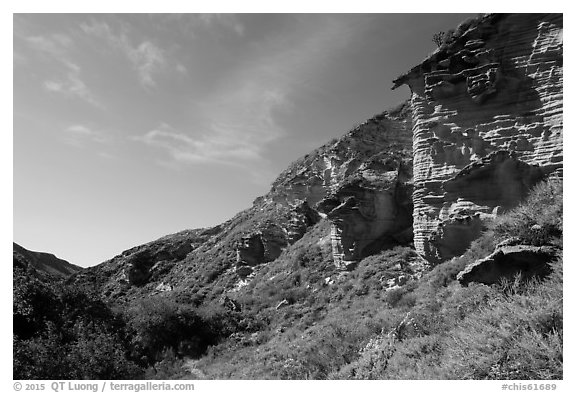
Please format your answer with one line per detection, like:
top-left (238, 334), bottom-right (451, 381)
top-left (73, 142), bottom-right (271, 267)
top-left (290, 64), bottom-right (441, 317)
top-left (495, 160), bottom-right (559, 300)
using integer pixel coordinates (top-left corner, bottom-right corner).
top-left (14, 13), bottom-right (476, 267)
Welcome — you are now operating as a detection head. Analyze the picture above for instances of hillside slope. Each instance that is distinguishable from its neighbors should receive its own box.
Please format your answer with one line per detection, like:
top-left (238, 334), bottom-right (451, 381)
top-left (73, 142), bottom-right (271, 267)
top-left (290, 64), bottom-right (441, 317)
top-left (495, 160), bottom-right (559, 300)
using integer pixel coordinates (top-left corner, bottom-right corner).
top-left (15, 13), bottom-right (562, 380)
top-left (71, 103), bottom-right (414, 307)
top-left (13, 243), bottom-right (83, 279)
top-left (151, 179), bottom-right (563, 379)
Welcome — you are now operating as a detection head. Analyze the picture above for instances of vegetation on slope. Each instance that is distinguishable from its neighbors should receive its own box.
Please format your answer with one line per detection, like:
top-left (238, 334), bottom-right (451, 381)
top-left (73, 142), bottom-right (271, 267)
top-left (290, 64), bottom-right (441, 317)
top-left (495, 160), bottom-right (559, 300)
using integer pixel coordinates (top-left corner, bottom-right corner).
top-left (184, 179), bottom-right (563, 379)
top-left (14, 180), bottom-right (562, 379)
top-left (13, 267), bottom-right (142, 379)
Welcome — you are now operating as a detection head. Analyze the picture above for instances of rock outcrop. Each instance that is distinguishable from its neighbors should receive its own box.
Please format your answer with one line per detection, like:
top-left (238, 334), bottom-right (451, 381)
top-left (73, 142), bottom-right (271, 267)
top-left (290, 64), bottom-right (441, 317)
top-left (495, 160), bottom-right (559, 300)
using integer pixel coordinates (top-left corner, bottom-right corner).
top-left (236, 223), bottom-right (288, 277)
top-left (270, 104), bottom-right (414, 269)
top-left (457, 243), bottom-right (556, 286)
top-left (287, 201), bottom-right (321, 243)
top-left (317, 171), bottom-right (413, 270)
top-left (393, 13), bottom-right (563, 263)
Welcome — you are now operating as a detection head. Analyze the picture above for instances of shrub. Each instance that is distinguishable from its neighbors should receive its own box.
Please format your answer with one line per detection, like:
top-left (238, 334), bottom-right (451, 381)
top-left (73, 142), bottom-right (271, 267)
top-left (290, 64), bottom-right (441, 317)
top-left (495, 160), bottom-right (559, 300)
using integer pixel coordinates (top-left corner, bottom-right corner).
top-left (145, 349), bottom-right (193, 380)
top-left (492, 180), bottom-right (562, 246)
top-left (127, 297), bottom-right (211, 363)
top-left (432, 31), bottom-right (446, 47)
top-left (13, 280), bottom-right (142, 380)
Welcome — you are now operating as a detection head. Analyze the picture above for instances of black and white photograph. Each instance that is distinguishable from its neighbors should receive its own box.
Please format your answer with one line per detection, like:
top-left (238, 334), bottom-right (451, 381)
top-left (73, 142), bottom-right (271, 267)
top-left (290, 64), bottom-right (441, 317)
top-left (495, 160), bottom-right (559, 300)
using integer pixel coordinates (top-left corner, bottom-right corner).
top-left (11, 5), bottom-right (564, 386)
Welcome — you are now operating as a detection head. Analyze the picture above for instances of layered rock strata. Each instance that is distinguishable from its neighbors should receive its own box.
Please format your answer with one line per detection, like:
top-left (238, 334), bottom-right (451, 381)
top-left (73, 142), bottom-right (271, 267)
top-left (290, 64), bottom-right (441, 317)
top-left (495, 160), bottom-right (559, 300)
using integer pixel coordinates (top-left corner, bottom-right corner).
top-left (317, 167), bottom-right (413, 270)
top-left (270, 105), bottom-right (414, 269)
top-left (393, 13), bottom-right (563, 263)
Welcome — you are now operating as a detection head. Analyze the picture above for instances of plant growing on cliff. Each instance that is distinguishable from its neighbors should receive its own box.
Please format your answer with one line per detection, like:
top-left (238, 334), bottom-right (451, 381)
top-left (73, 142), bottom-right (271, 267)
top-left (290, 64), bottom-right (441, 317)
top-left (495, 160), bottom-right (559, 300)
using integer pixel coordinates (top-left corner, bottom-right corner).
top-left (432, 31), bottom-right (446, 47)
top-left (432, 29), bottom-right (456, 48)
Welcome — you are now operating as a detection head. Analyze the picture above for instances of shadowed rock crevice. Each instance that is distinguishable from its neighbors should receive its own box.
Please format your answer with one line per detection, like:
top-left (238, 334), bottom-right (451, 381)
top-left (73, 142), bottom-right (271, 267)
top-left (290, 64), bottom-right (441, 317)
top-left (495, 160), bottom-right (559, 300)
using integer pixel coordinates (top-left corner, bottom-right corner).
top-left (235, 223), bottom-right (288, 277)
top-left (317, 165), bottom-right (413, 270)
top-left (424, 152), bottom-right (547, 263)
top-left (443, 151), bottom-right (546, 209)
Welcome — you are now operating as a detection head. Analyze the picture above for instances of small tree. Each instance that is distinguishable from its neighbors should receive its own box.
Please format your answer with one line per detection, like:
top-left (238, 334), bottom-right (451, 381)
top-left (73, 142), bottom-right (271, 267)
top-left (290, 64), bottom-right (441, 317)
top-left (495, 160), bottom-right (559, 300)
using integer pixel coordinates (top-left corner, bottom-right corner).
top-left (432, 31), bottom-right (446, 47)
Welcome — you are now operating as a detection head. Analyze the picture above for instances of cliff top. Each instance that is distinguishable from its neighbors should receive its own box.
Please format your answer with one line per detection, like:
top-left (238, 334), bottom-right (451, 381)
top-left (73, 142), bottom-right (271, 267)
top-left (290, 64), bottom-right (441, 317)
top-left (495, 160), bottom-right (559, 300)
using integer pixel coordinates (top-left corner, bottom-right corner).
top-left (392, 13), bottom-right (501, 89)
top-left (270, 101), bottom-right (411, 191)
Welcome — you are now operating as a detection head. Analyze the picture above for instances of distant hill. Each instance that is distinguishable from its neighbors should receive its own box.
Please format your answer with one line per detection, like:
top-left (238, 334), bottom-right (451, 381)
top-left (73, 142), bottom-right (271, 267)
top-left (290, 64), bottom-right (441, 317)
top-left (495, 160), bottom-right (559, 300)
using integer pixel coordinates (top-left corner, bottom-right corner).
top-left (13, 243), bottom-right (83, 279)
top-left (14, 13), bottom-right (563, 380)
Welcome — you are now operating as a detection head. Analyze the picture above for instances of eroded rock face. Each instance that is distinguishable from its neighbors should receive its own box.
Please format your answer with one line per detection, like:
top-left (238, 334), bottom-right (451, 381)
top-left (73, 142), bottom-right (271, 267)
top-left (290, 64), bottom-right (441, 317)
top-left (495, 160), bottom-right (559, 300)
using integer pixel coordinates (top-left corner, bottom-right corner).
top-left (270, 105), bottom-right (413, 208)
top-left (287, 201), bottom-right (321, 243)
top-left (236, 223), bottom-right (288, 276)
top-left (268, 104), bottom-right (414, 268)
top-left (318, 171), bottom-right (413, 270)
top-left (457, 244), bottom-right (556, 285)
top-left (424, 151), bottom-right (546, 262)
top-left (394, 14), bottom-right (563, 263)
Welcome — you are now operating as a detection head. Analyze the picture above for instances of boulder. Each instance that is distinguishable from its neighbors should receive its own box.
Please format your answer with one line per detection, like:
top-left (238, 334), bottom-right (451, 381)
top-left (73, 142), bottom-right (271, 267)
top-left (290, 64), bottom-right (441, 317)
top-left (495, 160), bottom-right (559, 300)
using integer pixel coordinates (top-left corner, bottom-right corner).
top-left (235, 265), bottom-right (253, 278)
top-left (457, 244), bottom-right (557, 285)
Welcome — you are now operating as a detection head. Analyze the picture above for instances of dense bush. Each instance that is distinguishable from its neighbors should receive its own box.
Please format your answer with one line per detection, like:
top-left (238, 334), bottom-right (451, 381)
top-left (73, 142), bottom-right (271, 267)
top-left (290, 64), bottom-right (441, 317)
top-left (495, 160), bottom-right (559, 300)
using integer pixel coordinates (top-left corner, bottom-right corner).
top-left (14, 267), bottom-right (242, 379)
top-left (125, 295), bottom-right (242, 365)
top-left (13, 269), bottom-right (142, 379)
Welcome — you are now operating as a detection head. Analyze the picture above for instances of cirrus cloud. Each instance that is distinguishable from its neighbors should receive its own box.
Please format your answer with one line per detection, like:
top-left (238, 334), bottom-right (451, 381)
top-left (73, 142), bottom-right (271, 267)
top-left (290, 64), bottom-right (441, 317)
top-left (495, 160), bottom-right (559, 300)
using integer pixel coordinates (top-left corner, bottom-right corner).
top-left (43, 61), bottom-right (102, 107)
top-left (24, 33), bottom-right (102, 107)
top-left (80, 20), bottom-right (167, 88)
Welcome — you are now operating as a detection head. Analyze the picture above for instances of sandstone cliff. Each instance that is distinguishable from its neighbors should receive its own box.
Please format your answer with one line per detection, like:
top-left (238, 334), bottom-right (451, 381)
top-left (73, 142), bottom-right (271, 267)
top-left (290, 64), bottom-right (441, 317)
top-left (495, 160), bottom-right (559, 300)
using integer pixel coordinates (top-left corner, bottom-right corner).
top-left (393, 13), bottom-right (562, 263)
top-left (269, 103), bottom-right (414, 269)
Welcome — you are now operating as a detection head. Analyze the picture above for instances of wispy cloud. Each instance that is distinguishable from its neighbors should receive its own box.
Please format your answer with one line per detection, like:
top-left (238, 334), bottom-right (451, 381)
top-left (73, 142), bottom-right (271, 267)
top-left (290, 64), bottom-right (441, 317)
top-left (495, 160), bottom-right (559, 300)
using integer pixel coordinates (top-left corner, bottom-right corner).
top-left (44, 61), bottom-right (102, 107)
top-left (134, 111), bottom-right (279, 167)
top-left (80, 20), bottom-right (166, 88)
top-left (25, 33), bottom-right (102, 107)
top-left (176, 63), bottom-right (188, 75)
top-left (26, 34), bottom-right (72, 57)
top-left (63, 124), bottom-right (110, 146)
top-left (132, 68), bottom-right (289, 168)
top-left (128, 41), bottom-right (166, 88)
top-left (132, 15), bottom-right (367, 180)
